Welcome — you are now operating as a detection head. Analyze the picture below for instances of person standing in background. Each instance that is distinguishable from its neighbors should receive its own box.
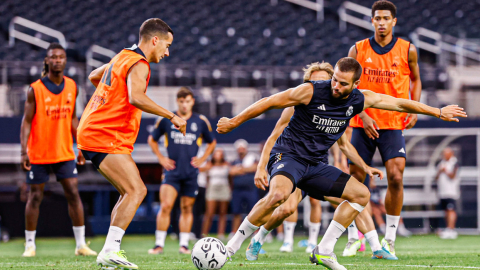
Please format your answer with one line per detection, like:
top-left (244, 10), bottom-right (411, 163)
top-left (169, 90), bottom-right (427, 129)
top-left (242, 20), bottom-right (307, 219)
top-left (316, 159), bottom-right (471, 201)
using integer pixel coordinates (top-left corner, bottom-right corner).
top-left (435, 147), bottom-right (460, 239)
top-left (202, 149), bottom-right (231, 240)
top-left (229, 139), bottom-right (259, 239)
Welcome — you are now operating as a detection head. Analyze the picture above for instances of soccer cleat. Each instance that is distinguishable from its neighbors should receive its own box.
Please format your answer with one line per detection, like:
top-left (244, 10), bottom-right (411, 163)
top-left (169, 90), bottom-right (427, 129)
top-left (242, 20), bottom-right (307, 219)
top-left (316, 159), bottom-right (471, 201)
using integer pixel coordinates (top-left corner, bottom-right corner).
top-left (342, 239), bottom-right (361, 257)
top-left (226, 246), bottom-right (235, 261)
top-left (147, 245), bottom-right (163, 254)
top-left (310, 246), bottom-right (347, 270)
top-left (298, 239), bottom-right (309, 248)
top-left (75, 242), bottom-right (98, 256)
top-left (372, 247), bottom-right (398, 260)
top-left (381, 238), bottom-right (396, 256)
top-left (179, 246), bottom-right (191, 254)
top-left (22, 245), bottom-right (36, 257)
top-left (279, 242), bottom-right (293, 252)
top-left (245, 238), bottom-right (263, 261)
top-left (96, 250), bottom-right (138, 270)
top-left (305, 243), bottom-right (316, 253)
top-left (358, 232), bottom-right (366, 252)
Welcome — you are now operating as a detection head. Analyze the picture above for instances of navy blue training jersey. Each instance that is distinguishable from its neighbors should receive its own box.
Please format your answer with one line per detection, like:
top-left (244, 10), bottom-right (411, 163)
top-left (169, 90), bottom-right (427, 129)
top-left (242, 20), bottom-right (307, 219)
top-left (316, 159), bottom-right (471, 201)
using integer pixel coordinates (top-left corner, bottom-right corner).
top-left (272, 80), bottom-right (365, 164)
top-left (151, 113), bottom-right (215, 178)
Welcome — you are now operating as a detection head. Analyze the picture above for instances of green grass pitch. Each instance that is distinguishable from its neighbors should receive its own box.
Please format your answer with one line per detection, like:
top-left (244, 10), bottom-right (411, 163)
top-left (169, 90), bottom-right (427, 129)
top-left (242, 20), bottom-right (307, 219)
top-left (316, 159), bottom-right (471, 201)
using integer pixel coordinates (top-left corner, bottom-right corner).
top-left (1, 234), bottom-right (480, 269)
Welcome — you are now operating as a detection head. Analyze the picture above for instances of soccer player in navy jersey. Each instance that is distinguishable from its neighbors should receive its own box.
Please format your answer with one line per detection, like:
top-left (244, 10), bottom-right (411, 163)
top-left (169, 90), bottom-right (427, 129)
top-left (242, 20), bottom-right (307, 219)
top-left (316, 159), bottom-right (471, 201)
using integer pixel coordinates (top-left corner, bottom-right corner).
top-left (148, 87), bottom-right (216, 255)
top-left (217, 57), bottom-right (466, 269)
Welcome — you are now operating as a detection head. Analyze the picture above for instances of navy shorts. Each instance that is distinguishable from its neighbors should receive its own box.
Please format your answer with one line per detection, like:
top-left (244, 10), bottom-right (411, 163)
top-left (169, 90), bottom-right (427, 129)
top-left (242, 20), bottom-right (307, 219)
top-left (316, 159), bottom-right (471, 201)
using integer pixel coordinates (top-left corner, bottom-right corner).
top-left (267, 153), bottom-right (350, 199)
top-left (27, 160), bottom-right (77, 185)
top-left (349, 128), bottom-right (406, 165)
top-left (440, 198), bottom-right (456, 211)
top-left (163, 174), bottom-right (199, 198)
top-left (81, 150), bottom-right (108, 170)
top-left (231, 189), bottom-right (259, 214)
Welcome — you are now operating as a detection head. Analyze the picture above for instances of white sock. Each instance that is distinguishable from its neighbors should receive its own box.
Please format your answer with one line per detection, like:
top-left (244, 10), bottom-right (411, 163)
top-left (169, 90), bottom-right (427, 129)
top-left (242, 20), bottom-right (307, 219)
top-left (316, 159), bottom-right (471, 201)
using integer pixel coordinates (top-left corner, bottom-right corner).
top-left (253, 226), bottom-right (272, 245)
top-left (308, 222), bottom-right (321, 245)
top-left (364, 230), bottom-right (381, 252)
top-left (25, 230), bottom-right (36, 248)
top-left (347, 221), bottom-right (359, 240)
top-left (385, 215), bottom-right (400, 242)
top-left (179, 232), bottom-right (190, 248)
top-left (72, 226), bottom-right (86, 248)
top-left (101, 226), bottom-right (125, 253)
top-left (317, 220), bottom-right (345, 254)
top-left (226, 218), bottom-right (259, 254)
top-left (155, 230), bottom-right (167, 247)
top-left (283, 221), bottom-right (296, 244)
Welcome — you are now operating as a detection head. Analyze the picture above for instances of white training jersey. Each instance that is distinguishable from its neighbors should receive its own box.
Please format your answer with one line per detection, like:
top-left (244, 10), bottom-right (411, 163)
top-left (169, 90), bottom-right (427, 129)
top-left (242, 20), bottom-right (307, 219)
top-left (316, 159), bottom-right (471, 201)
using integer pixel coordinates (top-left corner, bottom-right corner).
top-left (437, 157), bottom-right (460, 200)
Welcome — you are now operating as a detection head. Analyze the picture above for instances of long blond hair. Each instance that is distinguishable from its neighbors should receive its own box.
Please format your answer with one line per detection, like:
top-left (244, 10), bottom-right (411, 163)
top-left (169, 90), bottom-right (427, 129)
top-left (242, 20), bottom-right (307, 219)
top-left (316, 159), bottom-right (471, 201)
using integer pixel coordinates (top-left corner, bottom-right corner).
top-left (302, 61), bottom-right (334, 82)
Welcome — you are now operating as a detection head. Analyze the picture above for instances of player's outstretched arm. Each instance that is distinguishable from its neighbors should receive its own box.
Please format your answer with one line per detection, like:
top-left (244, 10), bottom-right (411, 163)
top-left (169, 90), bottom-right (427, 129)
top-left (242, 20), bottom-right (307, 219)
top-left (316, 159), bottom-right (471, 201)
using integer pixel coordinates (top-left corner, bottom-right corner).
top-left (254, 107), bottom-right (294, 190)
top-left (362, 90), bottom-right (467, 121)
top-left (217, 83), bottom-right (313, 134)
top-left (127, 62), bottom-right (187, 135)
top-left (20, 87), bottom-right (35, 171)
top-left (88, 64), bottom-right (108, 88)
top-left (336, 133), bottom-right (384, 181)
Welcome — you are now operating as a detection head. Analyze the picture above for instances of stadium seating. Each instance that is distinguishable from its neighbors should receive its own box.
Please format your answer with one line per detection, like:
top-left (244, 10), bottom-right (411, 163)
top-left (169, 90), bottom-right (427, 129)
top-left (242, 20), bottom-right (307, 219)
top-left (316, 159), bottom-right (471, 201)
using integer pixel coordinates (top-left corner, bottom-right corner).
top-left (1, 0), bottom-right (478, 65)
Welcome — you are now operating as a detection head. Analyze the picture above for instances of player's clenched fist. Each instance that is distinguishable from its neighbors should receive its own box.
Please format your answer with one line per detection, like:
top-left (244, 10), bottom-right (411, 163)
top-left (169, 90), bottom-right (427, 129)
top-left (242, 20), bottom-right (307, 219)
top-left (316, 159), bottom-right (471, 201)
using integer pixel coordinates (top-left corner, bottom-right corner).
top-left (216, 117), bottom-right (236, 134)
top-left (440, 105), bottom-right (467, 122)
top-left (170, 114), bottom-right (187, 135)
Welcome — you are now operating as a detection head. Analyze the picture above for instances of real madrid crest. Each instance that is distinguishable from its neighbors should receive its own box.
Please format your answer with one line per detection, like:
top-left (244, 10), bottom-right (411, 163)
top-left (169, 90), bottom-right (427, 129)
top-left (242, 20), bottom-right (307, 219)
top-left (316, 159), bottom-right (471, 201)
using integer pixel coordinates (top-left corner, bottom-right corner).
top-left (191, 122), bottom-right (198, 132)
top-left (346, 106), bottom-right (353, 116)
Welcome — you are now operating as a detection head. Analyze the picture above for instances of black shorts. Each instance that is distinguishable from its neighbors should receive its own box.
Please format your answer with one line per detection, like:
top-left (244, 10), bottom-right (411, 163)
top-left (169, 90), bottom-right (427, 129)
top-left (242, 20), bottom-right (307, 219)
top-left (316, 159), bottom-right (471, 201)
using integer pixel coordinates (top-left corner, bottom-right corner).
top-left (268, 153), bottom-right (350, 199)
top-left (440, 198), bottom-right (456, 211)
top-left (349, 128), bottom-right (406, 165)
top-left (81, 150), bottom-right (108, 170)
top-left (27, 160), bottom-right (77, 184)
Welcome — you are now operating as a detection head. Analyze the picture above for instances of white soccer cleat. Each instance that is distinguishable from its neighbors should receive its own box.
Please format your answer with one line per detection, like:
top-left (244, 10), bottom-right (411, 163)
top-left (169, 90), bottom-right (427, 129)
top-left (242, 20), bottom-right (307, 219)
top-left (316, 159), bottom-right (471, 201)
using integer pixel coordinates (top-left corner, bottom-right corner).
top-left (439, 229), bottom-right (458, 239)
top-left (96, 250), bottom-right (138, 270)
top-left (342, 239), bottom-right (361, 257)
top-left (381, 238), bottom-right (396, 256)
top-left (310, 246), bottom-right (347, 270)
top-left (305, 243), bottom-right (316, 253)
top-left (279, 242), bottom-right (293, 253)
top-left (22, 245), bottom-right (36, 257)
top-left (75, 242), bottom-right (98, 256)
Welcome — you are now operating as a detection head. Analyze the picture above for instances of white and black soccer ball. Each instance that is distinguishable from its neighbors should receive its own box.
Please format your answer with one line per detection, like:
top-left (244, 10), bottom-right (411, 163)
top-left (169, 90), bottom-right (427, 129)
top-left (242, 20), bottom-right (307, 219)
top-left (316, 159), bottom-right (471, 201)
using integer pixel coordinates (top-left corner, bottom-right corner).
top-left (191, 237), bottom-right (228, 270)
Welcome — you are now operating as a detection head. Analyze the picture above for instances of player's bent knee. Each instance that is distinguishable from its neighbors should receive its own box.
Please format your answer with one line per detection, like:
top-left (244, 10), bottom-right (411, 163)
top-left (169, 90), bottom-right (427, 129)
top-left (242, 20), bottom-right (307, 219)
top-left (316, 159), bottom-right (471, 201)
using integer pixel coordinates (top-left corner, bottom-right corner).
top-left (277, 204), bottom-right (296, 219)
top-left (268, 191), bottom-right (290, 208)
top-left (388, 174), bottom-right (403, 188)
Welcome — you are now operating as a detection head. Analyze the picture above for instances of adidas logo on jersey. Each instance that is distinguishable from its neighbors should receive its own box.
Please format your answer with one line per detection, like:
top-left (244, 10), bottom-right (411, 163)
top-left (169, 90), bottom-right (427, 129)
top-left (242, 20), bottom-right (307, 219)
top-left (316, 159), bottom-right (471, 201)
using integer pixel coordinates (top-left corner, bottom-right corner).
top-left (317, 104), bottom-right (326, 111)
top-left (399, 148), bottom-right (405, 153)
top-left (392, 63), bottom-right (398, 67)
top-left (365, 57), bottom-right (373, 63)
top-left (73, 168), bottom-right (78, 174)
top-left (277, 164), bottom-right (284, 169)
top-left (44, 97), bottom-right (52, 103)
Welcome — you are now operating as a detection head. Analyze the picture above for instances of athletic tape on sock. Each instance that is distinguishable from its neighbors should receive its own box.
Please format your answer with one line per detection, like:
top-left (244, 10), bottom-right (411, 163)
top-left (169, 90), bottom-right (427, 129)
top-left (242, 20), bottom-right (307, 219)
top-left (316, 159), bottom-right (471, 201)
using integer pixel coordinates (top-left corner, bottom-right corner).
top-left (347, 201), bottom-right (365, 213)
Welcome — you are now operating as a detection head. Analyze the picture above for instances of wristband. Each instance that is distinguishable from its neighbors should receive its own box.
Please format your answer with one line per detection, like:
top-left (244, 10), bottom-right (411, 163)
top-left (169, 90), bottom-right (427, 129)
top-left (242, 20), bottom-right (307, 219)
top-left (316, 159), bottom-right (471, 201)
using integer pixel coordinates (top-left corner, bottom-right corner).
top-left (169, 114), bottom-right (176, 120)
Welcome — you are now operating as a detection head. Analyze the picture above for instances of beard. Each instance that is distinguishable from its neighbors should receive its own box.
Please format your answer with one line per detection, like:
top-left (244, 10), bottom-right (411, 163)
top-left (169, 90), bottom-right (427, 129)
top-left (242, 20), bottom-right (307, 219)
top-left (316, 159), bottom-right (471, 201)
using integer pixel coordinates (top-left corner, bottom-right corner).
top-left (331, 88), bottom-right (351, 99)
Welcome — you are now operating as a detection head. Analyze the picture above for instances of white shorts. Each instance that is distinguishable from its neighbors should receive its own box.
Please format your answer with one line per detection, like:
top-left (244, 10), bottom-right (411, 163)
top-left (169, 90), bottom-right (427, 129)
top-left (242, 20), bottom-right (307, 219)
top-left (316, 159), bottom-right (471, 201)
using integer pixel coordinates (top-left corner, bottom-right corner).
top-left (205, 184), bottom-right (232, 202)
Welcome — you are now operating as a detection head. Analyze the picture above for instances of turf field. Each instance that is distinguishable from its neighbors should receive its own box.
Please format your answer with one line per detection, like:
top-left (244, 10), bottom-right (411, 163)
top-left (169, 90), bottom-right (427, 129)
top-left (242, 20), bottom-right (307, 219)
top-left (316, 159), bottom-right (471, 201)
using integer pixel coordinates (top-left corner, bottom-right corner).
top-left (1, 234), bottom-right (480, 269)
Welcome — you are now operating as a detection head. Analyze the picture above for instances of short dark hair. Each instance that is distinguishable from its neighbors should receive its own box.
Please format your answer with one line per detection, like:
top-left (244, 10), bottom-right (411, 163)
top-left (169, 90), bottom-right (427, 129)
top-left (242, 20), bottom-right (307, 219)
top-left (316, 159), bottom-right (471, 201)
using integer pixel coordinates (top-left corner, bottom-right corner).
top-left (139, 18), bottom-right (174, 41)
top-left (177, 87), bottom-right (194, 99)
top-left (42, 43), bottom-right (66, 77)
top-left (372, 0), bottom-right (396, 18)
top-left (335, 57), bottom-right (362, 82)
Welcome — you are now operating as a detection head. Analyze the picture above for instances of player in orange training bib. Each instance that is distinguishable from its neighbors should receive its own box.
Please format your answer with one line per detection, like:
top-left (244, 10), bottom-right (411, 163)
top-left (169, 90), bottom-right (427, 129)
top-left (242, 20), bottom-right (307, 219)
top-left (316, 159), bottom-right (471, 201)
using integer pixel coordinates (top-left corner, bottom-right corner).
top-left (77, 18), bottom-right (186, 270)
top-left (20, 43), bottom-right (96, 258)
top-left (346, 0), bottom-right (422, 257)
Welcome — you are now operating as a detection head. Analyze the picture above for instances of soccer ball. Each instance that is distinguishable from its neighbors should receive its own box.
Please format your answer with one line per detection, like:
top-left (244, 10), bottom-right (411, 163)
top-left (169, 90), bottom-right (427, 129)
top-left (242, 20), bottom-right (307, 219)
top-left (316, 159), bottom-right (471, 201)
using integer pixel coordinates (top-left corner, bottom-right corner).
top-left (191, 237), bottom-right (228, 270)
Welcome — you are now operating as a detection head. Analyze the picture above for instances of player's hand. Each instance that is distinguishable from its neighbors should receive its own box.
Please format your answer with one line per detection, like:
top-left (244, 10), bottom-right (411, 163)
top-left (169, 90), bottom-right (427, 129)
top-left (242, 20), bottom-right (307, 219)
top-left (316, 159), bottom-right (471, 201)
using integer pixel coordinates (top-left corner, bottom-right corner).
top-left (21, 153), bottom-right (31, 171)
top-left (361, 115), bottom-right (379, 140)
top-left (191, 156), bottom-right (205, 168)
top-left (254, 167), bottom-right (269, 190)
top-left (159, 156), bottom-right (176, 171)
top-left (77, 151), bottom-right (86, 165)
top-left (364, 166), bottom-right (384, 180)
top-left (216, 117), bottom-right (237, 134)
top-left (439, 105), bottom-right (467, 122)
top-left (405, 113), bottom-right (418, 129)
top-left (170, 114), bottom-right (187, 136)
